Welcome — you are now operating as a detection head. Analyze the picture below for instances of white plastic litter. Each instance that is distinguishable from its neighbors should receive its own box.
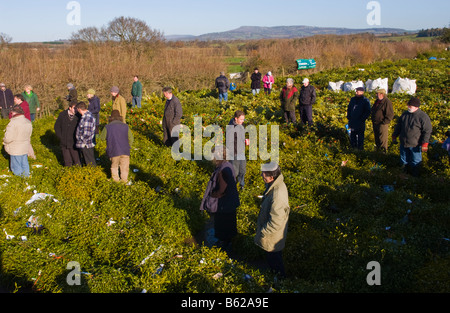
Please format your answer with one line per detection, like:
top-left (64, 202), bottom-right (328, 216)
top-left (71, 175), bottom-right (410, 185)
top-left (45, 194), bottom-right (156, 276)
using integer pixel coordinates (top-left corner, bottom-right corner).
top-left (212, 272), bottom-right (223, 280)
top-left (25, 191), bottom-right (56, 205)
top-left (3, 228), bottom-right (14, 240)
top-left (139, 245), bottom-right (162, 266)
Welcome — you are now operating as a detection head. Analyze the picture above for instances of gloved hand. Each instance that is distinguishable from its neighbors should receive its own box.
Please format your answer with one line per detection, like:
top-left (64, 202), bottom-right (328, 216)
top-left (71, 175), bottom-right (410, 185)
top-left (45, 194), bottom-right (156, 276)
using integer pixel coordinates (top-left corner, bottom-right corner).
top-left (421, 142), bottom-right (429, 152)
top-left (392, 136), bottom-right (398, 144)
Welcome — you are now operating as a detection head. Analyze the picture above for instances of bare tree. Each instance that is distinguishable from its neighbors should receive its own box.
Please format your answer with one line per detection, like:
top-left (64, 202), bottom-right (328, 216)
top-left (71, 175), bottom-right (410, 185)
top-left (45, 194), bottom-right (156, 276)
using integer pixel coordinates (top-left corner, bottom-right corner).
top-left (104, 16), bottom-right (164, 45)
top-left (70, 27), bottom-right (104, 44)
top-left (70, 16), bottom-right (164, 48)
top-left (0, 33), bottom-right (12, 46)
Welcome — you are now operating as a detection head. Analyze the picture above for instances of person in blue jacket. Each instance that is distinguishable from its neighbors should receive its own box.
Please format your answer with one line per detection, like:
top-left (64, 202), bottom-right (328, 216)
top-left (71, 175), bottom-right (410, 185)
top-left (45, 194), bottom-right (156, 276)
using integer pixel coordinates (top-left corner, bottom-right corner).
top-left (87, 89), bottom-right (101, 135)
top-left (347, 87), bottom-right (371, 150)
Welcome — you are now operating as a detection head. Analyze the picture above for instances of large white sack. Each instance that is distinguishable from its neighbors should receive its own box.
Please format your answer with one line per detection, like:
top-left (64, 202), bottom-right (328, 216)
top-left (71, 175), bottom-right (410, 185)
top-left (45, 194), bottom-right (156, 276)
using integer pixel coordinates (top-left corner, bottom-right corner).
top-left (229, 72), bottom-right (242, 79)
top-left (392, 77), bottom-right (416, 95)
top-left (343, 80), bottom-right (364, 92)
top-left (366, 78), bottom-right (389, 93)
top-left (327, 81), bottom-right (344, 92)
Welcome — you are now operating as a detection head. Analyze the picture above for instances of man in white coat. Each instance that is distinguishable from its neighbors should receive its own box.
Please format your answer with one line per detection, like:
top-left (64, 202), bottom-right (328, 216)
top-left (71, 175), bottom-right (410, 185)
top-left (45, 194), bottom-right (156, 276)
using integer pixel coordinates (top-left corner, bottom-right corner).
top-left (3, 105), bottom-right (33, 177)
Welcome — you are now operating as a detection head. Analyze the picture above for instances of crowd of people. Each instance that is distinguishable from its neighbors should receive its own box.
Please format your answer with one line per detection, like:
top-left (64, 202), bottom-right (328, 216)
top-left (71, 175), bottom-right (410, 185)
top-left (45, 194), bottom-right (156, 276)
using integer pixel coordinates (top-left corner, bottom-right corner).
top-left (1, 69), bottom-right (447, 279)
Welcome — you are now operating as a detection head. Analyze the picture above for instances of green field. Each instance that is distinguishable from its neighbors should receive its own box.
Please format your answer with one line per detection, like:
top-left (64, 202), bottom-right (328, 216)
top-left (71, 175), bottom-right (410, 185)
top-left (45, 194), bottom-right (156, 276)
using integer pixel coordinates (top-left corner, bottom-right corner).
top-left (0, 52), bottom-right (449, 293)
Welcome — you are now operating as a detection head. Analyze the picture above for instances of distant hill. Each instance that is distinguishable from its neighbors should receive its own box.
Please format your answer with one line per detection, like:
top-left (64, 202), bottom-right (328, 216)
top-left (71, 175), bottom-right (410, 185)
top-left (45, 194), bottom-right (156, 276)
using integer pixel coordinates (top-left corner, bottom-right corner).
top-left (165, 25), bottom-right (412, 41)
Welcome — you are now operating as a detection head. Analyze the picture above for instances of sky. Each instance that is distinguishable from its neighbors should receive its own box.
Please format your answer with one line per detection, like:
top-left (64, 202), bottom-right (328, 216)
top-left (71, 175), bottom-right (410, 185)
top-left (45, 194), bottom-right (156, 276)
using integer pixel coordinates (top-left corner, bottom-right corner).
top-left (0, 0), bottom-right (449, 42)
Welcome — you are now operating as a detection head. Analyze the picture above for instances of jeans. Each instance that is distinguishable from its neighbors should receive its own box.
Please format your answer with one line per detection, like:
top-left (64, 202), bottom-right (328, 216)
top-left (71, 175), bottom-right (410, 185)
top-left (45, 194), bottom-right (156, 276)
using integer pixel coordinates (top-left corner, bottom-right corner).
top-left (231, 159), bottom-right (246, 187)
top-left (219, 92), bottom-right (228, 103)
top-left (10, 154), bottom-right (30, 177)
top-left (350, 128), bottom-right (365, 150)
top-left (132, 96), bottom-right (142, 109)
top-left (252, 89), bottom-right (260, 96)
top-left (264, 87), bottom-right (272, 95)
top-left (400, 145), bottom-right (422, 176)
top-left (30, 113), bottom-right (36, 122)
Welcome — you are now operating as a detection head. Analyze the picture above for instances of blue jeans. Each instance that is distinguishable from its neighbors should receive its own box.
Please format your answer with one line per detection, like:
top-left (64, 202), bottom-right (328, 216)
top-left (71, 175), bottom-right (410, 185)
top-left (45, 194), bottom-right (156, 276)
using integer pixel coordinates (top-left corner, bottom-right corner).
top-left (10, 154), bottom-right (30, 177)
top-left (30, 113), bottom-right (36, 122)
top-left (350, 128), bottom-right (365, 150)
top-left (132, 96), bottom-right (141, 109)
top-left (252, 89), bottom-right (260, 96)
top-left (231, 159), bottom-right (246, 187)
top-left (219, 92), bottom-right (228, 103)
top-left (400, 145), bottom-right (422, 167)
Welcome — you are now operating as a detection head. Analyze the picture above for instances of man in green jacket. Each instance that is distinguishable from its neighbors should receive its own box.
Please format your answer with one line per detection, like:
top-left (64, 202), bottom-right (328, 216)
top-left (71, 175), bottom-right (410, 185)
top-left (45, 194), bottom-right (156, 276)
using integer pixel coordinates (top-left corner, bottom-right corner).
top-left (22, 85), bottom-right (40, 122)
top-left (131, 75), bottom-right (143, 109)
top-left (255, 162), bottom-right (290, 278)
top-left (279, 78), bottom-right (298, 125)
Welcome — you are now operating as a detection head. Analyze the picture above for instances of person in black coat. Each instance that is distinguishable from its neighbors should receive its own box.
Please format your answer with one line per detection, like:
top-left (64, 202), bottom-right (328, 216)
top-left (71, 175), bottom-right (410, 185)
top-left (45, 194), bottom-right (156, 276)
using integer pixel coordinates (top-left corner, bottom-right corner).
top-left (0, 83), bottom-right (14, 119)
top-left (54, 103), bottom-right (81, 166)
top-left (87, 89), bottom-right (101, 134)
top-left (162, 87), bottom-right (183, 147)
top-left (209, 146), bottom-right (240, 251)
top-left (347, 87), bottom-right (371, 150)
top-left (251, 68), bottom-right (262, 96)
top-left (298, 78), bottom-right (316, 126)
top-left (215, 72), bottom-right (230, 104)
top-left (66, 83), bottom-right (78, 108)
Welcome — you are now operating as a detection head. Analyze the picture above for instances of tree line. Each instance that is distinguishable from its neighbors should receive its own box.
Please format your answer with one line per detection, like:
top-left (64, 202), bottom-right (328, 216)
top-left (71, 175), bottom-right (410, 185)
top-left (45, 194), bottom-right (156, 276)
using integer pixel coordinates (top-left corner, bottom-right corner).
top-left (417, 27), bottom-right (450, 43)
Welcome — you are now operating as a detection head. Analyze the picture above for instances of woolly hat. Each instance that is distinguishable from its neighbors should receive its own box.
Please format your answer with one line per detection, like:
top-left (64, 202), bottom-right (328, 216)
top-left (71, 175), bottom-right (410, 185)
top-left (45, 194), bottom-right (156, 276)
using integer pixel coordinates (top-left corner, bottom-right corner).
top-left (408, 97), bottom-right (421, 107)
top-left (376, 89), bottom-right (386, 95)
top-left (87, 89), bottom-right (96, 95)
top-left (110, 86), bottom-right (120, 93)
top-left (355, 87), bottom-right (365, 92)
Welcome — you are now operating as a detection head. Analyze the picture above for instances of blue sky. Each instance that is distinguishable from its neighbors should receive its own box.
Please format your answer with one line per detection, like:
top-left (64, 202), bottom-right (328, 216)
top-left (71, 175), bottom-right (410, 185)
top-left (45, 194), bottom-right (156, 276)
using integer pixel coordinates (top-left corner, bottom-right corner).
top-left (1, 0), bottom-right (449, 42)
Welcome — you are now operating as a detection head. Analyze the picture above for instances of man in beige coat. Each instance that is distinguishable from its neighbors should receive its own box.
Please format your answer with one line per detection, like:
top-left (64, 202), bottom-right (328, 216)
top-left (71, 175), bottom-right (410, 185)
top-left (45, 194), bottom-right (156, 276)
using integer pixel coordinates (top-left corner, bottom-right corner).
top-left (254, 162), bottom-right (290, 278)
top-left (111, 86), bottom-right (127, 122)
top-left (3, 106), bottom-right (33, 177)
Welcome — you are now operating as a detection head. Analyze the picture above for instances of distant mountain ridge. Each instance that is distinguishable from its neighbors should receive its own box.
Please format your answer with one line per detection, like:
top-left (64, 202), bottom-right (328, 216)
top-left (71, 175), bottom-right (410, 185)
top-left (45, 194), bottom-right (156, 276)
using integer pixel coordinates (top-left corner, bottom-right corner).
top-left (165, 25), bottom-right (412, 41)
